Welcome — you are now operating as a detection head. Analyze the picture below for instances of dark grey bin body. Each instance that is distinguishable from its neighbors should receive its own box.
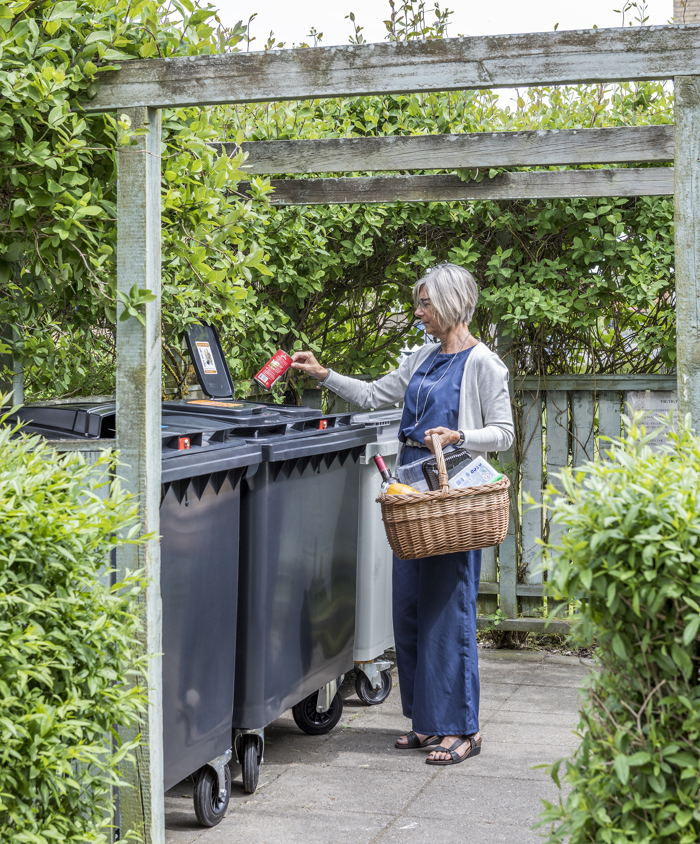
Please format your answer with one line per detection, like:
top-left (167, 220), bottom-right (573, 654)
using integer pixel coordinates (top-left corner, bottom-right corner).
top-left (233, 425), bottom-right (376, 729)
top-left (160, 446), bottom-right (260, 791)
top-left (6, 403), bottom-right (262, 793)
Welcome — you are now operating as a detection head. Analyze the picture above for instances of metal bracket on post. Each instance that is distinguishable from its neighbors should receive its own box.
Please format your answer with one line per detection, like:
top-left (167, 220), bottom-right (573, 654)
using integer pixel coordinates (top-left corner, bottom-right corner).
top-left (206, 749), bottom-right (232, 800)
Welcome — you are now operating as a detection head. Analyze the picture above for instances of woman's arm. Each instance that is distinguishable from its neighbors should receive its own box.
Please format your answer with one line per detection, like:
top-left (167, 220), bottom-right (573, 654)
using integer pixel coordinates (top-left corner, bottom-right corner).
top-left (291, 350), bottom-right (415, 410)
top-left (463, 354), bottom-right (514, 453)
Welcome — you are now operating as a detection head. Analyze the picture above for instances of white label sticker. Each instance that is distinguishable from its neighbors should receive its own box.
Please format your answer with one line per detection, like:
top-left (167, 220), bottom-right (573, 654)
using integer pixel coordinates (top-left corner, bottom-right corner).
top-left (626, 390), bottom-right (677, 451)
top-left (195, 341), bottom-right (217, 375)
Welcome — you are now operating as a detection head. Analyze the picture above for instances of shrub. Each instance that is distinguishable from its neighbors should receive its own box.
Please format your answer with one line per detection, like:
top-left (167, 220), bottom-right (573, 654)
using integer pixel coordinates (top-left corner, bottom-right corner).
top-left (539, 412), bottom-right (700, 844)
top-left (0, 414), bottom-right (146, 843)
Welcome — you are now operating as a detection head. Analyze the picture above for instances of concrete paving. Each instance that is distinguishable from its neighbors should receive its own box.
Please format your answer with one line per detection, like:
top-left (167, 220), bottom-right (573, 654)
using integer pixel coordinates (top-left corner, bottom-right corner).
top-left (165, 649), bottom-right (592, 844)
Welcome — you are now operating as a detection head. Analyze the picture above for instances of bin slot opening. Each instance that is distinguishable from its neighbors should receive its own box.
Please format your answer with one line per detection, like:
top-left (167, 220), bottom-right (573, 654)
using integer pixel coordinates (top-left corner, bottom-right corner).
top-left (287, 413), bottom-right (354, 433)
top-left (163, 432), bottom-right (203, 451)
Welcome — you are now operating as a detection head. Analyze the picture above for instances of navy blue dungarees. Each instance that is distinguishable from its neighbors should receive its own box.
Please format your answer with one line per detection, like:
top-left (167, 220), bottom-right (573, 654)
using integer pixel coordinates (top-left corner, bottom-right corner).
top-left (393, 345), bottom-right (481, 737)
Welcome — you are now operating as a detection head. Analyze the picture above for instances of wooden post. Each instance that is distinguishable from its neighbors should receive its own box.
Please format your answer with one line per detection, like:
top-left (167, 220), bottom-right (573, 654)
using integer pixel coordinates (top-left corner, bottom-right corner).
top-left (674, 76), bottom-right (700, 426)
top-left (115, 106), bottom-right (164, 844)
top-left (495, 324), bottom-right (518, 619)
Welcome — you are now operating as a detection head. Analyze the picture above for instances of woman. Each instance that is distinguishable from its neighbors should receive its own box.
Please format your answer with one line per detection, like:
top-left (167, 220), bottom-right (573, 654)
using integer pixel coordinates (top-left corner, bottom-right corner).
top-left (291, 263), bottom-right (514, 765)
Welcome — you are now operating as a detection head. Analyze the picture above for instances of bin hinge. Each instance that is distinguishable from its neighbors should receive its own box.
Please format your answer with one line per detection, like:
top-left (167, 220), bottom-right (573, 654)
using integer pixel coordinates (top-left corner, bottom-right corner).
top-left (207, 748), bottom-right (232, 800)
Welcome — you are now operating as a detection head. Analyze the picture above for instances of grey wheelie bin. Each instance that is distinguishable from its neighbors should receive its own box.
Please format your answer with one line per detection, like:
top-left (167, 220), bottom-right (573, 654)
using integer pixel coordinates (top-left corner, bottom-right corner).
top-left (7, 403), bottom-right (262, 829)
top-left (351, 409), bottom-right (403, 705)
top-left (230, 415), bottom-right (378, 792)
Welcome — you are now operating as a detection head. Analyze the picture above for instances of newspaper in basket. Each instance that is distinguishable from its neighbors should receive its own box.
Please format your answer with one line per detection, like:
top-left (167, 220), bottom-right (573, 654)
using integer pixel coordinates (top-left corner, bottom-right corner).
top-left (376, 434), bottom-right (510, 560)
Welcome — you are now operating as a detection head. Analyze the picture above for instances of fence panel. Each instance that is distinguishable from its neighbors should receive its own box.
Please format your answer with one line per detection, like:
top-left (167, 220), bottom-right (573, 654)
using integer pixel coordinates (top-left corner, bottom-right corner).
top-left (520, 390), bottom-right (543, 616)
top-left (598, 390), bottom-right (622, 457)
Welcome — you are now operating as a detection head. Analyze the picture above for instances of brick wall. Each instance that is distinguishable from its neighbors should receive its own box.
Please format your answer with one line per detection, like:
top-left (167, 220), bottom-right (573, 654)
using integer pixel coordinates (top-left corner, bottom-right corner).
top-left (675, 0), bottom-right (700, 23)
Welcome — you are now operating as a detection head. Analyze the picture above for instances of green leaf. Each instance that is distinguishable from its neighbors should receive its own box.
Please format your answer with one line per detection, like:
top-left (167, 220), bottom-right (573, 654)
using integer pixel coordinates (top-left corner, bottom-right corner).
top-left (613, 754), bottom-right (630, 785)
top-left (682, 614), bottom-right (700, 647)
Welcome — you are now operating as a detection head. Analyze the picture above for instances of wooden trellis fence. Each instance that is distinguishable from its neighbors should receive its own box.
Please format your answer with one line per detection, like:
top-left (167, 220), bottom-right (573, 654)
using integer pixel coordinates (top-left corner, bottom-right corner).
top-left (477, 374), bottom-right (677, 632)
top-left (78, 20), bottom-right (700, 842)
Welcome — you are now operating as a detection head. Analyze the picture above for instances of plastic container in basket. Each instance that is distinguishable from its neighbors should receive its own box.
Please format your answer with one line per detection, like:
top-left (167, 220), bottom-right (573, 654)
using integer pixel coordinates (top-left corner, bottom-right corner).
top-left (377, 434), bottom-right (511, 560)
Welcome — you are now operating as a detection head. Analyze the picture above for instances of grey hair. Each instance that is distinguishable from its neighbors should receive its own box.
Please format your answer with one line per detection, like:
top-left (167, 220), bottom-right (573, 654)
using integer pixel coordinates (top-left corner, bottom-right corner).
top-left (413, 263), bottom-right (479, 330)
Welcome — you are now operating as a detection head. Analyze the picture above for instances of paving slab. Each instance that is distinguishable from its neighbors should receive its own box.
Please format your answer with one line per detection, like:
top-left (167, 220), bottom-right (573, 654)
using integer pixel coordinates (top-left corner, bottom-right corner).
top-left (165, 649), bottom-right (592, 844)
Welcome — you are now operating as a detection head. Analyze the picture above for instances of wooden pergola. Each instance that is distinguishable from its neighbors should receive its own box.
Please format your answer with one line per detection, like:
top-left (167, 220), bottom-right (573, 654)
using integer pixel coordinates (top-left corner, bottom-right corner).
top-left (81, 24), bottom-right (700, 842)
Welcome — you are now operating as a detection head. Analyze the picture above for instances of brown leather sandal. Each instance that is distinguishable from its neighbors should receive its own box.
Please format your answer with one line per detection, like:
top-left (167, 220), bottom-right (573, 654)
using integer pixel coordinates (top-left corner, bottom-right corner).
top-left (426, 733), bottom-right (482, 765)
top-left (394, 730), bottom-right (441, 750)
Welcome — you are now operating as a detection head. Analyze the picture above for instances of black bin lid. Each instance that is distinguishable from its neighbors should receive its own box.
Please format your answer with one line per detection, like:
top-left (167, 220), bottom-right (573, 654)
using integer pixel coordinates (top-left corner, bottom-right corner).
top-left (183, 323), bottom-right (235, 400)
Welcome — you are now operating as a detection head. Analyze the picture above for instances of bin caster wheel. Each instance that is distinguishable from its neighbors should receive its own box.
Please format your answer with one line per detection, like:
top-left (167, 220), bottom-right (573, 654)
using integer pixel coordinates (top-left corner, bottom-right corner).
top-left (355, 669), bottom-right (392, 706)
top-left (193, 762), bottom-right (231, 827)
top-left (241, 735), bottom-right (260, 794)
top-left (292, 690), bottom-right (343, 735)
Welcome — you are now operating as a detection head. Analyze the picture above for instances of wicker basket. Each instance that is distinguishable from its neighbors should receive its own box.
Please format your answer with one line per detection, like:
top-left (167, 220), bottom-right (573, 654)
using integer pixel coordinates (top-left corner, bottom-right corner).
top-left (377, 434), bottom-right (511, 560)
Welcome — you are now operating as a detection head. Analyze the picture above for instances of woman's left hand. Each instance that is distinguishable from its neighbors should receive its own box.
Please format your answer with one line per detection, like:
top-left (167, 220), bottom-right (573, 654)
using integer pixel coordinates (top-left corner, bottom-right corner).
top-left (424, 427), bottom-right (460, 453)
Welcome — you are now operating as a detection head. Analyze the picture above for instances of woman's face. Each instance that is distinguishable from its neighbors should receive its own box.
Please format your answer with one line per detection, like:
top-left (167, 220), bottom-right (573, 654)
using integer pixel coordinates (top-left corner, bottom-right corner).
top-left (415, 286), bottom-right (440, 335)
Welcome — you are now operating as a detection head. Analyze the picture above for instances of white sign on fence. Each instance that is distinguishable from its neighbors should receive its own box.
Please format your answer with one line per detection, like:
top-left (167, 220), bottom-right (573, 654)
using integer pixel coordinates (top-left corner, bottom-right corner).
top-left (626, 390), bottom-right (678, 450)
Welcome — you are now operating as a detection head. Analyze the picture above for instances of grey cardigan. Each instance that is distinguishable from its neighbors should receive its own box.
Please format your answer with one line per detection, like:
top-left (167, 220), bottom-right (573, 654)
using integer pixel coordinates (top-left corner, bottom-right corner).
top-left (323, 341), bottom-right (515, 463)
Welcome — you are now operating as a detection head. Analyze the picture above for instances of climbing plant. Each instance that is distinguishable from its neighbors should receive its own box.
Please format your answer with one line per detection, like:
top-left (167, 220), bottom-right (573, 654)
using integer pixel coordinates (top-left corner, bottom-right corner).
top-left (0, 0), bottom-right (675, 402)
top-left (0, 0), bottom-right (272, 398)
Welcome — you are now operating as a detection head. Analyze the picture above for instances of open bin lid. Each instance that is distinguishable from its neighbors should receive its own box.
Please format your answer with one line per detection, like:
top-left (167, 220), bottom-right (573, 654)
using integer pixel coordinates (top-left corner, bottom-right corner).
top-left (183, 323), bottom-right (235, 400)
top-left (172, 322), bottom-right (322, 420)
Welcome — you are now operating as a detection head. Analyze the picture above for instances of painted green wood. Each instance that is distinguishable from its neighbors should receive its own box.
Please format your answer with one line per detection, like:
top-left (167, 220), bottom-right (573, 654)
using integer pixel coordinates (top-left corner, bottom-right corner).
top-left (572, 392), bottom-right (596, 467)
top-left (115, 107), bottom-right (164, 844)
top-left (220, 125), bottom-right (674, 175)
top-left (675, 75), bottom-right (700, 427)
top-left (517, 374), bottom-right (676, 391)
top-left (84, 25), bottom-right (700, 112)
top-left (242, 168), bottom-right (673, 205)
top-left (598, 390), bottom-right (622, 458)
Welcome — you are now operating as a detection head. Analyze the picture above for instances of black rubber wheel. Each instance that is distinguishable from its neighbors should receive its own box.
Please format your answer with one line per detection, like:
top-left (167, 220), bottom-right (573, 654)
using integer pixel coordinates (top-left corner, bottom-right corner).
top-left (193, 762), bottom-right (231, 827)
top-left (355, 669), bottom-right (392, 706)
top-left (241, 735), bottom-right (260, 794)
top-left (292, 690), bottom-right (344, 735)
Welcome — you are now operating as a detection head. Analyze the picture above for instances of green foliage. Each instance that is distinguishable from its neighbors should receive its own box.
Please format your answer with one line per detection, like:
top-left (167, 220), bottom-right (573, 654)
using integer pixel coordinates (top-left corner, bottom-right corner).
top-left (216, 1), bottom-right (675, 398)
top-left (539, 413), bottom-right (700, 843)
top-left (0, 0), bottom-right (271, 398)
top-left (0, 407), bottom-right (148, 843)
top-left (1, 0), bottom-right (677, 403)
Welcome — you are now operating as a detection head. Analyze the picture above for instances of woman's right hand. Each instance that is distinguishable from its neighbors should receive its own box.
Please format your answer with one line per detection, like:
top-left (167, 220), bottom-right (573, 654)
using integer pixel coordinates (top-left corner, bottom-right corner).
top-left (291, 351), bottom-right (328, 382)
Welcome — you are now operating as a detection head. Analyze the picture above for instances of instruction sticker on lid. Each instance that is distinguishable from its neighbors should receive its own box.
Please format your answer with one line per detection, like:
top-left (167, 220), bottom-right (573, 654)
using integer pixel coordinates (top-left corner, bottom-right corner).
top-left (189, 400), bottom-right (244, 407)
top-left (195, 341), bottom-right (217, 375)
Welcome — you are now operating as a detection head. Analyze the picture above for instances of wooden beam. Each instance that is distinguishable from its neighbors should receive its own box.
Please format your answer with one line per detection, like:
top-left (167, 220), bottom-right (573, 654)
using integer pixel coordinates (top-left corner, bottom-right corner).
top-left (476, 616), bottom-right (573, 633)
top-left (220, 126), bottom-right (674, 175)
top-left (675, 76), bottom-right (700, 426)
top-left (239, 168), bottom-right (673, 205)
top-left (84, 25), bottom-right (700, 112)
top-left (116, 107), bottom-right (164, 844)
top-left (516, 374), bottom-right (677, 391)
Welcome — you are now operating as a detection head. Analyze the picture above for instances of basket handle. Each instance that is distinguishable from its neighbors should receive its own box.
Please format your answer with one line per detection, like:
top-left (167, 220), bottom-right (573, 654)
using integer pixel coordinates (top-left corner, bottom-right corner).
top-left (431, 434), bottom-right (450, 494)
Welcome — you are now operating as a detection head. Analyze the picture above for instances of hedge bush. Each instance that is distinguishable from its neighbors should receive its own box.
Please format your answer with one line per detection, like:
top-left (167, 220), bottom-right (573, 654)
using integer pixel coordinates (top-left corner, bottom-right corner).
top-left (0, 412), bottom-right (146, 843)
top-left (540, 412), bottom-right (700, 843)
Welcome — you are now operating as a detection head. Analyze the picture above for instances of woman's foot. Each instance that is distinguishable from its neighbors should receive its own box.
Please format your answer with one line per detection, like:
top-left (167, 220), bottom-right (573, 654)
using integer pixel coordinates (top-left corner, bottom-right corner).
top-left (394, 730), bottom-right (441, 749)
top-left (426, 732), bottom-right (481, 764)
